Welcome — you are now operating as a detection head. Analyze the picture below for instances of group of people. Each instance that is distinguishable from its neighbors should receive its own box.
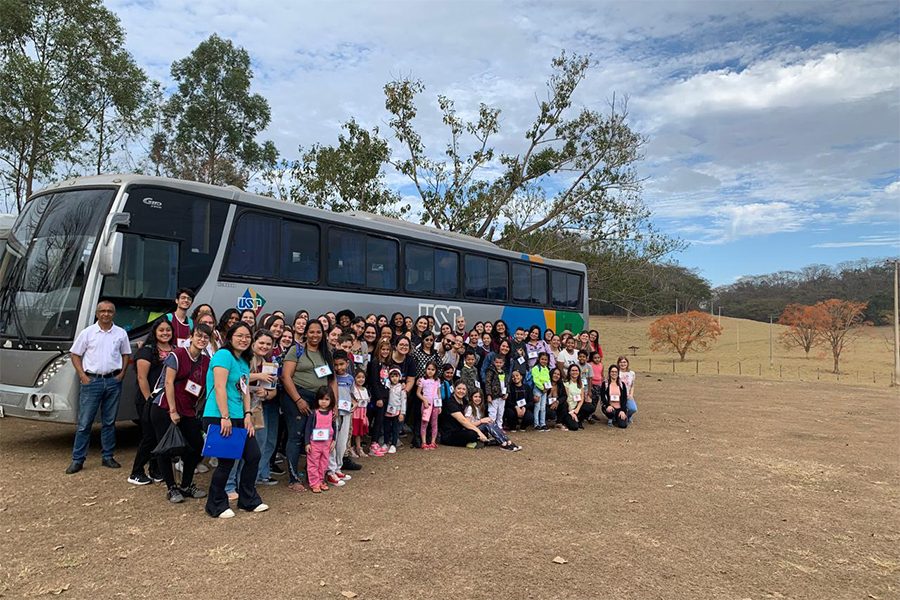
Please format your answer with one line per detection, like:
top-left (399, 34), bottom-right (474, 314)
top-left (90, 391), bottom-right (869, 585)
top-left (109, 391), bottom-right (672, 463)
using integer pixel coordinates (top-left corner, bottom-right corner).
top-left (64, 290), bottom-right (638, 519)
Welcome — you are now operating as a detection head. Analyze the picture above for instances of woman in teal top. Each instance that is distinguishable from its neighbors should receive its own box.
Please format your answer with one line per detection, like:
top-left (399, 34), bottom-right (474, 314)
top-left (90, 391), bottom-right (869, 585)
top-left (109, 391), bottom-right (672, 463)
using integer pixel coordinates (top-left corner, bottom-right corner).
top-left (202, 322), bottom-right (268, 519)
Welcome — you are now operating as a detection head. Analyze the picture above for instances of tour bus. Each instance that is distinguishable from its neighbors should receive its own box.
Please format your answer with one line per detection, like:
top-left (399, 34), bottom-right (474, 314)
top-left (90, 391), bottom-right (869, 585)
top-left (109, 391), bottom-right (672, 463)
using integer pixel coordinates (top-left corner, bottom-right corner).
top-left (0, 174), bottom-right (589, 423)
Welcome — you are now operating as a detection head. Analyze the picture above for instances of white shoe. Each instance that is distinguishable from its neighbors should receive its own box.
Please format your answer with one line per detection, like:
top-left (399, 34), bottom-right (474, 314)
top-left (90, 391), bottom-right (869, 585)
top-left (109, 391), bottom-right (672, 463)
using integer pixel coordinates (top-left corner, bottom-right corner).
top-left (217, 508), bottom-right (235, 519)
top-left (387, 445), bottom-right (397, 454)
top-left (252, 503), bottom-right (269, 513)
top-left (195, 463), bottom-right (209, 474)
top-left (174, 459), bottom-right (184, 473)
top-left (336, 471), bottom-right (351, 481)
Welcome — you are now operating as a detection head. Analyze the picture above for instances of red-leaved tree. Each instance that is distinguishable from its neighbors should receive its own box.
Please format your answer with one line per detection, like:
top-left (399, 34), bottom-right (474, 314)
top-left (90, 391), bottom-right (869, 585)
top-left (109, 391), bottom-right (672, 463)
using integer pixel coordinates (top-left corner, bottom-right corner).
top-left (648, 311), bottom-right (723, 361)
top-left (778, 303), bottom-right (827, 358)
top-left (814, 299), bottom-right (869, 374)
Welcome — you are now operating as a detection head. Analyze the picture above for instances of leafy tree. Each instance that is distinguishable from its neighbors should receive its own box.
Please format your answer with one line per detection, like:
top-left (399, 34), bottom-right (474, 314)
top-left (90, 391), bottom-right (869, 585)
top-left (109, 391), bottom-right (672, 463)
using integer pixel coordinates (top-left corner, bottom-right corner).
top-left (648, 311), bottom-right (723, 361)
top-left (0, 0), bottom-right (148, 209)
top-left (384, 52), bottom-right (646, 245)
top-left (778, 303), bottom-right (826, 358)
top-left (157, 34), bottom-right (277, 187)
top-left (261, 119), bottom-right (408, 217)
top-left (814, 299), bottom-right (869, 374)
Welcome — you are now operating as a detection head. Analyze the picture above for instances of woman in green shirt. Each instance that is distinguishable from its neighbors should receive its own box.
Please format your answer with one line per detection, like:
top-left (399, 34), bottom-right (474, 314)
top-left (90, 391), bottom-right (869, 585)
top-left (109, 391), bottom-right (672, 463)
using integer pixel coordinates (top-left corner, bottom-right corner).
top-left (280, 321), bottom-right (337, 493)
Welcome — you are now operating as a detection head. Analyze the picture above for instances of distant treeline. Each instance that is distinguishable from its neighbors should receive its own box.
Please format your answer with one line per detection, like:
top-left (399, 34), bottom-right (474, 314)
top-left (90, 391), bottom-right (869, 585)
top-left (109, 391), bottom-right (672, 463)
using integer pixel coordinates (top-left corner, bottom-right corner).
top-left (713, 258), bottom-right (897, 324)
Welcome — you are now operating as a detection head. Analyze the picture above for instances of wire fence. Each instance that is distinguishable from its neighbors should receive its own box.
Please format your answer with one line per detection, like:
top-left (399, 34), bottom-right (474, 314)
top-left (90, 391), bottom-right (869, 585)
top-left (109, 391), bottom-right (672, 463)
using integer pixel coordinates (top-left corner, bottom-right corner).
top-left (638, 357), bottom-right (898, 387)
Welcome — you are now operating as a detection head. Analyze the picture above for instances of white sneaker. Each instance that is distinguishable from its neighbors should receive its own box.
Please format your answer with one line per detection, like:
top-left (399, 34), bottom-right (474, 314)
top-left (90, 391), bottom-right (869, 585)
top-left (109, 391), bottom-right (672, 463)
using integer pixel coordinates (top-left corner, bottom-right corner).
top-left (387, 445), bottom-right (397, 454)
top-left (252, 503), bottom-right (269, 513)
top-left (217, 508), bottom-right (235, 519)
top-left (195, 463), bottom-right (209, 474)
top-left (336, 471), bottom-right (351, 481)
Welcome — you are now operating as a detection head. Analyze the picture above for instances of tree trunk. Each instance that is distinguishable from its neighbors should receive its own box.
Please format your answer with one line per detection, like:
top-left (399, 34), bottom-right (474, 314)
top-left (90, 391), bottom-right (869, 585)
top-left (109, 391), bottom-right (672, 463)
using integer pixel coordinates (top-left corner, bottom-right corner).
top-left (833, 351), bottom-right (840, 374)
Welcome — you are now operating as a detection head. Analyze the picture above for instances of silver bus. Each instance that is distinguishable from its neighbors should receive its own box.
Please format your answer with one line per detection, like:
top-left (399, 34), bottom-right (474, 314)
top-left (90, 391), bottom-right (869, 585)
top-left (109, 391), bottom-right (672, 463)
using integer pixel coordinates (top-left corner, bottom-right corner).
top-left (0, 174), bottom-right (588, 423)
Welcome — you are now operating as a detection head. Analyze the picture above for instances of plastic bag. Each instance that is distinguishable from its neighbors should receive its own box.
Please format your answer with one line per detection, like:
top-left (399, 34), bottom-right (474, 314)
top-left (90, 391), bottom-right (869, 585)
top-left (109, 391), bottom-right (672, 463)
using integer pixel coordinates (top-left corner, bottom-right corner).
top-left (152, 422), bottom-right (191, 457)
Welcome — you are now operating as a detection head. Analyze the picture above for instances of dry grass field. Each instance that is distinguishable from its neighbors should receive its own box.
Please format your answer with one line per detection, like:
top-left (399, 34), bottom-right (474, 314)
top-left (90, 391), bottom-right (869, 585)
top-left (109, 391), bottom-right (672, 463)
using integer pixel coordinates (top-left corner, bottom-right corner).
top-left (591, 315), bottom-right (898, 387)
top-left (1, 371), bottom-right (898, 599)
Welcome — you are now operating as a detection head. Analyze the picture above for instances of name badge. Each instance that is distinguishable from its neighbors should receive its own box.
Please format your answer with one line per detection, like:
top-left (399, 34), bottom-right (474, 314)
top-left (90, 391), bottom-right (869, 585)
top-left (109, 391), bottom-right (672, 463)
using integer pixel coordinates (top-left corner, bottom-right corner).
top-left (544, 382), bottom-right (551, 390)
top-left (185, 379), bottom-right (202, 397)
top-left (314, 364), bottom-right (332, 378)
top-left (456, 370), bottom-right (461, 378)
top-left (500, 383), bottom-right (507, 395)
top-left (611, 395), bottom-right (620, 403)
top-left (386, 405), bottom-right (399, 416)
top-left (433, 397), bottom-right (442, 408)
top-left (238, 375), bottom-right (249, 396)
top-left (177, 338), bottom-right (191, 349)
top-left (516, 399), bottom-right (526, 408)
top-left (549, 396), bottom-right (557, 404)
top-left (527, 350), bottom-right (538, 359)
top-left (311, 428), bottom-right (330, 441)
top-left (517, 356), bottom-right (525, 365)
top-left (574, 394), bottom-right (582, 402)
top-left (475, 381), bottom-right (481, 389)
top-left (354, 354), bottom-right (364, 364)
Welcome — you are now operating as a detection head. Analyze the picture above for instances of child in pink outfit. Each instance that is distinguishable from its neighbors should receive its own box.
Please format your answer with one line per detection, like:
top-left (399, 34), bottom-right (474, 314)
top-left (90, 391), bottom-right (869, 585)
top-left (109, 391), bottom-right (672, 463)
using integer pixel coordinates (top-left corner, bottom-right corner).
top-left (416, 363), bottom-right (442, 449)
top-left (305, 388), bottom-right (336, 493)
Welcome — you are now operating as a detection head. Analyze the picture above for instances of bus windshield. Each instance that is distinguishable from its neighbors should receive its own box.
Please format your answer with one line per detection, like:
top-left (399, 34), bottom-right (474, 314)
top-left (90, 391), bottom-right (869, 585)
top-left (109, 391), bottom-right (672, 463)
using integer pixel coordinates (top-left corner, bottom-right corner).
top-left (0, 188), bottom-right (115, 341)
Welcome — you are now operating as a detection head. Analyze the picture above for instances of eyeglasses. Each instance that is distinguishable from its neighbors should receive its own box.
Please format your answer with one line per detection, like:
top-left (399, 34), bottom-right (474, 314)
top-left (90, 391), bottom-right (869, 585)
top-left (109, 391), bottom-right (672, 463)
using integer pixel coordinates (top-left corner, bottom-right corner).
top-left (233, 334), bottom-right (252, 340)
top-left (193, 334), bottom-right (210, 341)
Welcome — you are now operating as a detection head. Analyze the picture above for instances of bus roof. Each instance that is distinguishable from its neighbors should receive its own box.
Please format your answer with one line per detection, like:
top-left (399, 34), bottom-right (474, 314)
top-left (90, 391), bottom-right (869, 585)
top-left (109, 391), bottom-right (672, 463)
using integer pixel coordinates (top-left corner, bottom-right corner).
top-left (35, 174), bottom-right (586, 272)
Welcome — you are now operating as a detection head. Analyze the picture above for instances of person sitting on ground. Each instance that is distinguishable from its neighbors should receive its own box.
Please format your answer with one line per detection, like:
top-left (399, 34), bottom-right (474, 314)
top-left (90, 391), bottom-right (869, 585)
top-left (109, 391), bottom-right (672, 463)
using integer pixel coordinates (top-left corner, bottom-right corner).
top-left (464, 389), bottom-right (520, 451)
top-left (504, 369), bottom-right (534, 432)
top-left (617, 356), bottom-right (638, 424)
top-left (601, 364), bottom-right (630, 429)
top-left (437, 381), bottom-right (489, 448)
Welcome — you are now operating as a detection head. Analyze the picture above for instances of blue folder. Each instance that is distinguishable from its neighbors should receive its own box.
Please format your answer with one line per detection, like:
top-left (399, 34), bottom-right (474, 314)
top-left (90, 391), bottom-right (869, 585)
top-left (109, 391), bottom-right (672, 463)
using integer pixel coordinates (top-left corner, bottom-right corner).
top-left (202, 425), bottom-right (248, 459)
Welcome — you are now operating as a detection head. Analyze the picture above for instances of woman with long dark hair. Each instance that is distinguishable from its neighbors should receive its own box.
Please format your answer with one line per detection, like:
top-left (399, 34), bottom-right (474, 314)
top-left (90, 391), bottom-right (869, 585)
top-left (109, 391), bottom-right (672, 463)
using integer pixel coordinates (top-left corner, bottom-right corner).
top-left (491, 319), bottom-right (511, 353)
top-left (216, 309), bottom-right (240, 348)
top-left (410, 316), bottom-right (431, 348)
top-left (127, 318), bottom-right (173, 486)
top-left (281, 320), bottom-right (336, 493)
top-left (202, 322), bottom-right (267, 518)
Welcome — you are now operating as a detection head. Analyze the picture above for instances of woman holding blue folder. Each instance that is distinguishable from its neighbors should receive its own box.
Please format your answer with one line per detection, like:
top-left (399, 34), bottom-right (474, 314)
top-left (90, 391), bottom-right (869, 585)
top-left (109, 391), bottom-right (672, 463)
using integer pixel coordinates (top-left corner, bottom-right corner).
top-left (202, 322), bottom-right (269, 519)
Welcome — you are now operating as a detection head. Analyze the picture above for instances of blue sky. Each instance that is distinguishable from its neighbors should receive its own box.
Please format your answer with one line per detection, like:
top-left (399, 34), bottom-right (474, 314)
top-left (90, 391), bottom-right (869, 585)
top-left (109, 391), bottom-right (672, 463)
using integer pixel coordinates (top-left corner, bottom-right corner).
top-left (107, 0), bottom-right (900, 286)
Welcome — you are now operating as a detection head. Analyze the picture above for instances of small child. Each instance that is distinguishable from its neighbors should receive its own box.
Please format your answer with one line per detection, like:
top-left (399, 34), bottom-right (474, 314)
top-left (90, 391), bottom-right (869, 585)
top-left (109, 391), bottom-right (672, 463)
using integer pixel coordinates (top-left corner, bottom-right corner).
top-left (305, 387), bottom-right (336, 493)
top-left (589, 351), bottom-right (604, 408)
top-left (465, 390), bottom-right (520, 451)
top-left (383, 368), bottom-right (406, 454)
top-left (484, 355), bottom-right (508, 430)
top-left (417, 362), bottom-right (441, 449)
top-left (531, 352), bottom-right (551, 431)
top-left (337, 334), bottom-right (355, 375)
top-left (458, 351), bottom-right (480, 397)
top-left (327, 350), bottom-right (354, 487)
top-left (350, 369), bottom-right (371, 458)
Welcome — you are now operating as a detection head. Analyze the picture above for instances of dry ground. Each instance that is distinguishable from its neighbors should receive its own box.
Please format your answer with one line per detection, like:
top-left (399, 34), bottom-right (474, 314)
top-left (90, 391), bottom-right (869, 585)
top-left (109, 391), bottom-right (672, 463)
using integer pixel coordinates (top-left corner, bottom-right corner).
top-left (1, 375), bottom-right (898, 600)
top-left (591, 315), bottom-right (898, 388)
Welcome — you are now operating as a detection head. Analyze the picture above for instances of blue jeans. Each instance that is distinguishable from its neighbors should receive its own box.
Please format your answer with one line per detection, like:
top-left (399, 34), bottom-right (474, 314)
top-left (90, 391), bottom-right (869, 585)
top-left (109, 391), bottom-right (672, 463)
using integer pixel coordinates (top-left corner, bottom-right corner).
top-left (533, 392), bottom-right (547, 427)
top-left (383, 415), bottom-right (401, 447)
top-left (280, 391), bottom-right (310, 485)
top-left (257, 402), bottom-right (280, 481)
top-left (626, 399), bottom-right (637, 417)
top-left (72, 377), bottom-right (123, 462)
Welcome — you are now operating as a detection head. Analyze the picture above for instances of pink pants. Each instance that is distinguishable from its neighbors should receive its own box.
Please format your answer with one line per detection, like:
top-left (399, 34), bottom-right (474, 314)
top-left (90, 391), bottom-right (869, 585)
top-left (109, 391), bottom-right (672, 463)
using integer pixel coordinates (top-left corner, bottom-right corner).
top-left (420, 403), bottom-right (439, 443)
top-left (307, 440), bottom-right (330, 487)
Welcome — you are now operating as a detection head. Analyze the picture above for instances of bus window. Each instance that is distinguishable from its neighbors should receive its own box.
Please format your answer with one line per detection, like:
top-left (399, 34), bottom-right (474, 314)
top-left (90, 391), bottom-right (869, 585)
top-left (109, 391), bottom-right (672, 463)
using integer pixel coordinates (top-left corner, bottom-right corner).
top-left (280, 221), bottom-right (319, 283)
top-left (513, 263), bottom-right (548, 305)
top-left (225, 213), bottom-right (278, 278)
top-left (552, 270), bottom-right (583, 310)
top-left (552, 270), bottom-right (567, 308)
top-left (366, 236), bottom-right (398, 290)
top-left (533, 266), bottom-right (548, 305)
top-left (488, 259), bottom-right (507, 301)
top-left (328, 229), bottom-right (365, 286)
top-left (405, 244), bottom-right (459, 296)
top-left (465, 255), bottom-right (487, 299)
top-left (103, 236), bottom-right (178, 299)
top-left (567, 273), bottom-right (582, 309)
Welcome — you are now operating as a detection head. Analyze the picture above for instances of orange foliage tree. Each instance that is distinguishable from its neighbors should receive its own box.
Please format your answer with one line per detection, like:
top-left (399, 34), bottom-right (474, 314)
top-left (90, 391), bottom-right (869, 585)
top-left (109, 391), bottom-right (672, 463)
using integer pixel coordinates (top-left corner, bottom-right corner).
top-left (648, 311), bottom-right (723, 361)
top-left (814, 299), bottom-right (869, 374)
top-left (778, 303), bottom-right (827, 358)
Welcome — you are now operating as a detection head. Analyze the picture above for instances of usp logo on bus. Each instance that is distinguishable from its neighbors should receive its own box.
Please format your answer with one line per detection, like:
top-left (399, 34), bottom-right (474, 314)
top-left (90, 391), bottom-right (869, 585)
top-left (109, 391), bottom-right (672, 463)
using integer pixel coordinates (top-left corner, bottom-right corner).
top-left (237, 288), bottom-right (266, 315)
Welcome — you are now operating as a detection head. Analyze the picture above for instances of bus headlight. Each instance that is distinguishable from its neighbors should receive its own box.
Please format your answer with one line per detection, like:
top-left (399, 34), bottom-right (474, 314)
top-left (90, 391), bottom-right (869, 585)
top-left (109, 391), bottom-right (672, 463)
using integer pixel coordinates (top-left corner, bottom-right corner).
top-left (37, 354), bottom-right (71, 387)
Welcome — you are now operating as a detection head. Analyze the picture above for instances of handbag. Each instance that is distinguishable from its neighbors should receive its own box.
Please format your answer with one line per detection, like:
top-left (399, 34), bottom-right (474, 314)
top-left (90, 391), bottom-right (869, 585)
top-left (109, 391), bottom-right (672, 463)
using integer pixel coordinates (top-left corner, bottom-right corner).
top-left (152, 422), bottom-right (191, 457)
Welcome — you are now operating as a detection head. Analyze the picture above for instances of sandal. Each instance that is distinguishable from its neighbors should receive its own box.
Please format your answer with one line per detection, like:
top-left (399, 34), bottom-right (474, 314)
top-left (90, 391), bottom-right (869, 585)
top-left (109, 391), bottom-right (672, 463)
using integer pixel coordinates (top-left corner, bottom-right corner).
top-left (288, 482), bottom-right (306, 493)
top-left (349, 448), bottom-right (359, 459)
top-left (311, 486), bottom-right (321, 493)
top-left (320, 483), bottom-right (328, 491)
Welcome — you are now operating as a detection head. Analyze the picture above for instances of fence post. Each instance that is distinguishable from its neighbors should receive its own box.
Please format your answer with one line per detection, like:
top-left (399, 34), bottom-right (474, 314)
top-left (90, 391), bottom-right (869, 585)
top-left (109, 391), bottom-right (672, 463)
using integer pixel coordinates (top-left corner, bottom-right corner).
top-left (672, 359), bottom-right (675, 373)
top-left (780, 365), bottom-right (783, 378)
top-left (758, 364), bottom-right (761, 376)
top-left (696, 360), bottom-right (699, 374)
top-left (837, 370), bottom-right (840, 381)
top-left (817, 368), bottom-right (820, 380)
top-left (739, 362), bottom-right (742, 375)
top-left (798, 367), bottom-right (801, 381)
top-left (873, 371), bottom-right (876, 383)
top-left (717, 361), bottom-right (720, 375)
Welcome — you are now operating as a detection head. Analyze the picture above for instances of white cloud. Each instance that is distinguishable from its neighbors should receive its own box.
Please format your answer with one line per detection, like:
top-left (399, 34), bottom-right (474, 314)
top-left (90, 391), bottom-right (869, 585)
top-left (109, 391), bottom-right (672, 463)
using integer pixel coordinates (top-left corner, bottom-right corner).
top-left (811, 236), bottom-right (900, 248)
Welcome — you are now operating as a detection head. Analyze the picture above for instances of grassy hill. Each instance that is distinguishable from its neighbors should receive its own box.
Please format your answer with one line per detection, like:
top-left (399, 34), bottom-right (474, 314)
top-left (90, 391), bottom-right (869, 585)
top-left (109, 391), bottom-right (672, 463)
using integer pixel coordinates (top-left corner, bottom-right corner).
top-left (590, 315), bottom-right (898, 387)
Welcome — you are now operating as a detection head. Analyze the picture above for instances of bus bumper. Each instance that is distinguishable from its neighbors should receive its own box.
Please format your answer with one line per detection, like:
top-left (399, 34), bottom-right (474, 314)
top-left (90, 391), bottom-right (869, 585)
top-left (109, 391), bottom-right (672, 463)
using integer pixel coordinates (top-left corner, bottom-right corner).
top-left (0, 376), bottom-right (79, 423)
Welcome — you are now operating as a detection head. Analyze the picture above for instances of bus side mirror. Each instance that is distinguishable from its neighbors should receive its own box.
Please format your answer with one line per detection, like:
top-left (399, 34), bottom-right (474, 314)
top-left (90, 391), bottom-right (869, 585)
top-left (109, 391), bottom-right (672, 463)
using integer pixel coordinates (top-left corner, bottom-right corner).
top-left (98, 211), bottom-right (130, 276)
top-left (99, 231), bottom-right (123, 275)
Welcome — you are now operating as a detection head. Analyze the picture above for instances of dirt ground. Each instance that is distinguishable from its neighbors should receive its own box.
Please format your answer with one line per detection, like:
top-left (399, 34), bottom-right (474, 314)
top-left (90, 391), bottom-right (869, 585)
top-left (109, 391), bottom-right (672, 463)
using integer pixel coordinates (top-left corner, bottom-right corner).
top-left (1, 375), bottom-right (898, 600)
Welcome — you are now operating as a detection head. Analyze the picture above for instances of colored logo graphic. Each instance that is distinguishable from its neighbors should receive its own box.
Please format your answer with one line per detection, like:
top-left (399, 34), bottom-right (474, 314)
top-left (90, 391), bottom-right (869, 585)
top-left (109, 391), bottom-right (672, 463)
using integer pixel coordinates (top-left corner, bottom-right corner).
top-left (237, 288), bottom-right (266, 315)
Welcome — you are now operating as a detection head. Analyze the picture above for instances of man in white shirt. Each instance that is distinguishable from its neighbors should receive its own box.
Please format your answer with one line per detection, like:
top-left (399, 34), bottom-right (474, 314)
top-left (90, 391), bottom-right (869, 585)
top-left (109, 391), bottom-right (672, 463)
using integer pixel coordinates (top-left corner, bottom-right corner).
top-left (66, 300), bottom-right (131, 474)
top-left (556, 335), bottom-right (579, 370)
top-left (454, 315), bottom-right (467, 338)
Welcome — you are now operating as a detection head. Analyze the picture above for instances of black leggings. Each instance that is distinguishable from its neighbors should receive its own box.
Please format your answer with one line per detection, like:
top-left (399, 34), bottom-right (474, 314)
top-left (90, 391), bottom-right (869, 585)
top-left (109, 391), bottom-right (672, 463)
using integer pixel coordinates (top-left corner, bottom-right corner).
top-left (369, 402), bottom-right (387, 446)
top-left (504, 405), bottom-right (534, 430)
top-left (440, 428), bottom-right (480, 447)
top-left (577, 401), bottom-right (597, 422)
top-left (149, 405), bottom-right (203, 489)
top-left (559, 406), bottom-right (580, 431)
top-left (130, 396), bottom-right (160, 478)
top-left (602, 405), bottom-right (629, 428)
top-left (202, 417), bottom-right (262, 517)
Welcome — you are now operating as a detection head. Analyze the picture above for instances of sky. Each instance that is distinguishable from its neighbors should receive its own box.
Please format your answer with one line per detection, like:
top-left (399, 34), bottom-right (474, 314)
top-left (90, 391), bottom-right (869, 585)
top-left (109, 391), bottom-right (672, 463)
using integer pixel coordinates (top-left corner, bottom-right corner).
top-left (106, 0), bottom-right (900, 287)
